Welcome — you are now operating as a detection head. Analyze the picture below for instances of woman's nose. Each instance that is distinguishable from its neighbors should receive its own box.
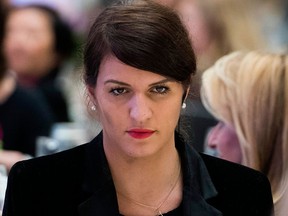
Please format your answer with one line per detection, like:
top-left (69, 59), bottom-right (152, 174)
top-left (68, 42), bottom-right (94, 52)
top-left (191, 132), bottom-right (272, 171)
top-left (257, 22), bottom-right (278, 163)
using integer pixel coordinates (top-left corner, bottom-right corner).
top-left (129, 95), bottom-right (152, 123)
top-left (205, 126), bottom-right (220, 157)
top-left (206, 126), bottom-right (218, 148)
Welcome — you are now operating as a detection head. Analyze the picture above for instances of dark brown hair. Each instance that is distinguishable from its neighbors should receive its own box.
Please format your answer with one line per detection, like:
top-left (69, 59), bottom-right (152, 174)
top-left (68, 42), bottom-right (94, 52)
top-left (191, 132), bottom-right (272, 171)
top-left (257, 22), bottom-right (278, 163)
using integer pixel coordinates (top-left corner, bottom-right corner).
top-left (84, 0), bottom-right (196, 91)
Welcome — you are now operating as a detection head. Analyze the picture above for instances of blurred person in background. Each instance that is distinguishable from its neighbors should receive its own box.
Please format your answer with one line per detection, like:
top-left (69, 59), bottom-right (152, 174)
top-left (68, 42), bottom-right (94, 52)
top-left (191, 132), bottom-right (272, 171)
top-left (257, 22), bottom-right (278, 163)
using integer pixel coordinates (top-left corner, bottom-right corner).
top-left (3, 4), bottom-right (75, 122)
top-left (174, 0), bottom-right (265, 85)
top-left (158, 0), bottom-right (266, 152)
top-left (201, 50), bottom-right (288, 216)
top-left (0, 1), bottom-right (54, 172)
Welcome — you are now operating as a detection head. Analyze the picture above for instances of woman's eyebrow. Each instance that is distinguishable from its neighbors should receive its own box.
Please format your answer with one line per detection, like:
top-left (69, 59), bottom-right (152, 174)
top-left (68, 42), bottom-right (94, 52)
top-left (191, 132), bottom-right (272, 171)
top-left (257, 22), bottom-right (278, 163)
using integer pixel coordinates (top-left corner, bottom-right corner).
top-left (104, 80), bottom-right (130, 86)
top-left (149, 78), bottom-right (174, 87)
top-left (104, 78), bottom-right (174, 86)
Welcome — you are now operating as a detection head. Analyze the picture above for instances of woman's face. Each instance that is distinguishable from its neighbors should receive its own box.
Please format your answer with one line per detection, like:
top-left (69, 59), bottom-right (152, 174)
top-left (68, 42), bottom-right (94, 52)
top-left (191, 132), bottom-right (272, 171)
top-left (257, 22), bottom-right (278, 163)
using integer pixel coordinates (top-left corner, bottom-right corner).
top-left (89, 55), bottom-right (184, 159)
top-left (4, 8), bottom-right (58, 78)
top-left (206, 121), bottom-right (242, 164)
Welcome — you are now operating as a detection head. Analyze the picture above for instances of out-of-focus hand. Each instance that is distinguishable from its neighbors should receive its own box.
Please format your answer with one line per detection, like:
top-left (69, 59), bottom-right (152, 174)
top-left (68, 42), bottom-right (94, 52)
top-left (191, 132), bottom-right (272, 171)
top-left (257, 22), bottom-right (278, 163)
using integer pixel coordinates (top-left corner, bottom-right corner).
top-left (0, 150), bottom-right (30, 172)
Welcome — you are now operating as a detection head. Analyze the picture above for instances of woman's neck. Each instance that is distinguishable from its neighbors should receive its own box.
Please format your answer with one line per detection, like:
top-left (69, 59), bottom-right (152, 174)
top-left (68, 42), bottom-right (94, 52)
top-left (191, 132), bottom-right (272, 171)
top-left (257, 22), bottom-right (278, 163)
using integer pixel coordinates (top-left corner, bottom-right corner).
top-left (105, 142), bottom-right (183, 215)
top-left (0, 71), bottom-right (16, 103)
top-left (17, 74), bottom-right (39, 88)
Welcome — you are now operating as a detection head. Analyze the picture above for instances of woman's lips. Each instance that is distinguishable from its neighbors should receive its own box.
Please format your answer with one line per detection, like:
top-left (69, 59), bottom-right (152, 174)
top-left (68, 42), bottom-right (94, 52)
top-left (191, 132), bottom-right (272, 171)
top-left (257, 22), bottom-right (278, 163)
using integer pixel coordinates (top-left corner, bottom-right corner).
top-left (127, 129), bottom-right (155, 139)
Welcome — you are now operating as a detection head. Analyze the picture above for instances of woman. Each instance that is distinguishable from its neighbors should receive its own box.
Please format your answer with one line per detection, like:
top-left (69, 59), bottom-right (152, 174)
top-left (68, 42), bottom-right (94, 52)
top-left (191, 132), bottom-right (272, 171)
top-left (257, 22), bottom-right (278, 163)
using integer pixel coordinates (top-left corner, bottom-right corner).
top-left (201, 50), bottom-right (287, 215)
top-left (0, 0), bottom-right (54, 172)
top-left (3, 1), bottom-right (273, 215)
top-left (4, 4), bottom-right (74, 122)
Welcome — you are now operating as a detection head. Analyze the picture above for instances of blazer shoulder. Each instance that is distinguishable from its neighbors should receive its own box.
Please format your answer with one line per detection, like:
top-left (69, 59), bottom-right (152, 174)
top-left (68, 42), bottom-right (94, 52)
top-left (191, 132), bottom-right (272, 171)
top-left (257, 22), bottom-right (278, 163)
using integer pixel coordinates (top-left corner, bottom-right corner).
top-left (9, 142), bottom-right (88, 179)
top-left (200, 153), bottom-right (269, 184)
top-left (200, 153), bottom-right (274, 216)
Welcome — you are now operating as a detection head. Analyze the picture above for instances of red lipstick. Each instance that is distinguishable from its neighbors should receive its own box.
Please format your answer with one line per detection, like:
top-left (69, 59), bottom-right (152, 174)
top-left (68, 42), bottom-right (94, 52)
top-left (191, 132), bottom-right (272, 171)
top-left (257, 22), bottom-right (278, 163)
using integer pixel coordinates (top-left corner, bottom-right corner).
top-left (127, 129), bottom-right (155, 139)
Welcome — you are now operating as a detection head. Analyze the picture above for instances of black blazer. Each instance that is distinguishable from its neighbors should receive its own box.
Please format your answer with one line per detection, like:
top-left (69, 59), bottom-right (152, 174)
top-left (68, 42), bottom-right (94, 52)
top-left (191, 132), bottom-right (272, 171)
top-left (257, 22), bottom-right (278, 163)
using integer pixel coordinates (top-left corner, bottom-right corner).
top-left (3, 132), bottom-right (274, 216)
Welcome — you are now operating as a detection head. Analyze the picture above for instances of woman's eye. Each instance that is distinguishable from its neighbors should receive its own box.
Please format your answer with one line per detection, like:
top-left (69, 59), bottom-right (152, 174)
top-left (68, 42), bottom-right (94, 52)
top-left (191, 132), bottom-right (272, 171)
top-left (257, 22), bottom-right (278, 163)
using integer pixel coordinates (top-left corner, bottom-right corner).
top-left (110, 87), bottom-right (127, 96)
top-left (152, 86), bottom-right (169, 94)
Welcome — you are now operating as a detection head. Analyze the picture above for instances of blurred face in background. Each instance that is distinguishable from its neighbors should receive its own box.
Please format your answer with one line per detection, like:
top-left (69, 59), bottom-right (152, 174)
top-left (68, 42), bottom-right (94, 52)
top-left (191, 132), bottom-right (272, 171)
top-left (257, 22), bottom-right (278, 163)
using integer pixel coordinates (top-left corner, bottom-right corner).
top-left (4, 7), bottom-right (58, 79)
top-left (154, 0), bottom-right (177, 7)
top-left (175, 0), bottom-right (212, 56)
top-left (206, 121), bottom-right (242, 164)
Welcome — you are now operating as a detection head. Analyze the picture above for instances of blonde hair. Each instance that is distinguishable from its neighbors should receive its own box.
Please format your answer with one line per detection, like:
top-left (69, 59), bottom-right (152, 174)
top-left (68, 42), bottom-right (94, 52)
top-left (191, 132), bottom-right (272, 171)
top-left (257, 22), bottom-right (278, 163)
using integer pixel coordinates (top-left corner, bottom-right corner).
top-left (201, 50), bottom-right (288, 214)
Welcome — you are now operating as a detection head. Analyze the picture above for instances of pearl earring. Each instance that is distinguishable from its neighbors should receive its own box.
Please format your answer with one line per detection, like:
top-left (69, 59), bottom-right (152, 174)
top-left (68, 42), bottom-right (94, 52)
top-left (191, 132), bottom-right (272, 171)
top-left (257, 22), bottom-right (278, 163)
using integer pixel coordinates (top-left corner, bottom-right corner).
top-left (182, 102), bottom-right (186, 109)
top-left (91, 105), bottom-right (96, 111)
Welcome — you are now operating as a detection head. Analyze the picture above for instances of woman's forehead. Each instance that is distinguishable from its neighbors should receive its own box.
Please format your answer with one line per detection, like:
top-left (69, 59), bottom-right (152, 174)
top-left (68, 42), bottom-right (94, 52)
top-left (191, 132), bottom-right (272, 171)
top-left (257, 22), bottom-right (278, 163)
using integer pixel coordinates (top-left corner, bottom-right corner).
top-left (98, 56), bottom-right (170, 82)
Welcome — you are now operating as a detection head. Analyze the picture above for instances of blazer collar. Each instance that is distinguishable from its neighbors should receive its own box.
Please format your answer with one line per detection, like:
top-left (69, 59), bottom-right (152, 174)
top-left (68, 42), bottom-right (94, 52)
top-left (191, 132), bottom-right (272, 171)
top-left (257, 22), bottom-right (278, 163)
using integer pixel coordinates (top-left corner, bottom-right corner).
top-left (78, 132), bottom-right (120, 215)
top-left (78, 184), bottom-right (119, 216)
top-left (78, 132), bottom-right (222, 216)
top-left (176, 133), bottom-right (222, 215)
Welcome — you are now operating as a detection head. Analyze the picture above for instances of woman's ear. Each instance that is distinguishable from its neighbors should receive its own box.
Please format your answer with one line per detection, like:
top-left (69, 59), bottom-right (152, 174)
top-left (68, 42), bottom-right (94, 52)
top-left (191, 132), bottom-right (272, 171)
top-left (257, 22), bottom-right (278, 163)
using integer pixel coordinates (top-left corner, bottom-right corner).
top-left (184, 86), bottom-right (190, 101)
top-left (182, 86), bottom-right (190, 103)
top-left (86, 86), bottom-right (100, 118)
top-left (86, 86), bottom-right (98, 113)
top-left (87, 86), bottom-right (96, 103)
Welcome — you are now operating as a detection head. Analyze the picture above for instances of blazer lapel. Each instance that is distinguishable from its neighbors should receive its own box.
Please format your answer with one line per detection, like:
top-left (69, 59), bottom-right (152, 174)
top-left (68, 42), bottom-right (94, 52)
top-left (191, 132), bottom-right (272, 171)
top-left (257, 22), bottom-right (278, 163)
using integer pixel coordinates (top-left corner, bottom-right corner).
top-left (183, 191), bottom-right (222, 216)
top-left (175, 133), bottom-right (222, 216)
top-left (77, 132), bottom-right (120, 216)
top-left (78, 182), bottom-right (119, 216)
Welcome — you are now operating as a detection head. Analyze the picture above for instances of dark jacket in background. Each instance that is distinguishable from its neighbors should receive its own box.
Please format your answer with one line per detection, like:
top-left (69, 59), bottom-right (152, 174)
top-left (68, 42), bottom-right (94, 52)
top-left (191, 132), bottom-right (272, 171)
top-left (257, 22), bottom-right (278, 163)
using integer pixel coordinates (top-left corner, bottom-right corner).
top-left (37, 68), bottom-right (70, 123)
top-left (0, 86), bottom-right (54, 156)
